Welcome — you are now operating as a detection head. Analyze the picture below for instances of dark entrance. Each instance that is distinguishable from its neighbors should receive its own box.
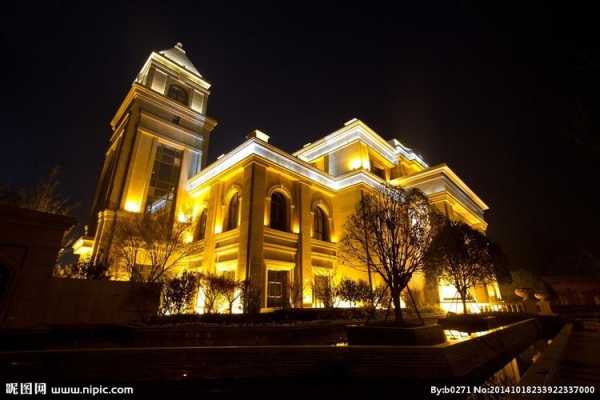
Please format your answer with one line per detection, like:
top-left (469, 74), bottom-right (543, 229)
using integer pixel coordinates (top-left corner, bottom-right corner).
top-left (267, 270), bottom-right (289, 308)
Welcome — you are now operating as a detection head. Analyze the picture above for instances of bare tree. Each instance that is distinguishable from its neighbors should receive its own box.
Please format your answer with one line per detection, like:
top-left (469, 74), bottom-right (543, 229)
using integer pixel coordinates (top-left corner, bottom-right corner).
top-left (240, 279), bottom-right (262, 314)
top-left (424, 219), bottom-right (498, 314)
top-left (1, 166), bottom-right (78, 259)
top-left (19, 166), bottom-right (75, 216)
top-left (112, 210), bottom-right (195, 283)
top-left (222, 277), bottom-right (242, 314)
top-left (288, 279), bottom-right (304, 309)
top-left (341, 184), bottom-right (437, 324)
top-left (54, 260), bottom-right (111, 280)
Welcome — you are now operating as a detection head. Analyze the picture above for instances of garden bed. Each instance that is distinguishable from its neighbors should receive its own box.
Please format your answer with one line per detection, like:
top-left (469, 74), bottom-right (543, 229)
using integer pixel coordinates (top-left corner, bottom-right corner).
top-left (146, 307), bottom-right (372, 326)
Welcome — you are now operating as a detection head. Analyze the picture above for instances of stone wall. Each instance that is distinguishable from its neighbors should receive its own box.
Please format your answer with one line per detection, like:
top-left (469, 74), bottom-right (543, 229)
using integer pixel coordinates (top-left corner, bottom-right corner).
top-left (0, 204), bottom-right (159, 328)
top-left (39, 278), bottom-right (160, 326)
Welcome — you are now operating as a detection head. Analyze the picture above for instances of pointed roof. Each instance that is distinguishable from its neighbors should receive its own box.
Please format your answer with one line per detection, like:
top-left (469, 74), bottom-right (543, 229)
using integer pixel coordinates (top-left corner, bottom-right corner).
top-left (159, 42), bottom-right (202, 77)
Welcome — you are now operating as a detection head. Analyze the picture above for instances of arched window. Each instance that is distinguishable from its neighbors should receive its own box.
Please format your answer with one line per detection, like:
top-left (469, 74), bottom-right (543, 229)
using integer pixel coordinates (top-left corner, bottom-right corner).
top-left (195, 209), bottom-right (208, 240)
top-left (313, 206), bottom-right (330, 241)
top-left (225, 192), bottom-right (240, 231)
top-left (270, 192), bottom-right (288, 231)
top-left (167, 84), bottom-right (188, 105)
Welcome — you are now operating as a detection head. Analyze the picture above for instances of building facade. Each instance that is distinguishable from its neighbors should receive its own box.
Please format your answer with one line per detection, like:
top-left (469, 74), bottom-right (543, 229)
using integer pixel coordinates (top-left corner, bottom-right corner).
top-left (76, 44), bottom-right (501, 312)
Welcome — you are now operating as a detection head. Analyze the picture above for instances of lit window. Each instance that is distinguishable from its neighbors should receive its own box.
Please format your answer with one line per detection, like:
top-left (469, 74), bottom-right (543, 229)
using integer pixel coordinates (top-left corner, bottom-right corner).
top-left (167, 84), bottom-right (188, 105)
top-left (146, 145), bottom-right (182, 215)
top-left (270, 192), bottom-right (288, 231)
top-left (195, 209), bottom-right (208, 240)
top-left (313, 206), bottom-right (330, 241)
top-left (225, 192), bottom-right (240, 231)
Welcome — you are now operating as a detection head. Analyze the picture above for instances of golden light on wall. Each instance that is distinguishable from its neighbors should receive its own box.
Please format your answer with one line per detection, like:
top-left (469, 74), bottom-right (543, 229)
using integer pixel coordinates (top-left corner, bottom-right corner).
top-left (303, 283), bottom-right (313, 305)
top-left (183, 231), bottom-right (194, 243)
top-left (178, 211), bottom-right (191, 223)
top-left (124, 200), bottom-right (141, 213)
top-left (72, 237), bottom-right (94, 261)
top-left (438, 282), bottom-right (494, 314)
top-left (350, 158), bottom-right (363, 170)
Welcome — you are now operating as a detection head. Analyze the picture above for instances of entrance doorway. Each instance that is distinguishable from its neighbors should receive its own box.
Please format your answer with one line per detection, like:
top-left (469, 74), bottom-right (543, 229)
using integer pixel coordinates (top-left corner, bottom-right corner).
top-left (267, 270), bottom-right (289, 308)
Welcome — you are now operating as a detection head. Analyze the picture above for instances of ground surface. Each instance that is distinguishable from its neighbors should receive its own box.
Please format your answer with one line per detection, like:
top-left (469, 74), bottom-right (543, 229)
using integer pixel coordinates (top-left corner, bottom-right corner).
top-left (557, 320), bottom-right (600, 386)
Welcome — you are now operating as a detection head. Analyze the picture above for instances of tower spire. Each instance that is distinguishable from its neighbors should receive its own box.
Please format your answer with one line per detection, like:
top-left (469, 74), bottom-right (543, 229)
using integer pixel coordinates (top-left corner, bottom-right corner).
top-left (158, 42), bottom-right (202, 77)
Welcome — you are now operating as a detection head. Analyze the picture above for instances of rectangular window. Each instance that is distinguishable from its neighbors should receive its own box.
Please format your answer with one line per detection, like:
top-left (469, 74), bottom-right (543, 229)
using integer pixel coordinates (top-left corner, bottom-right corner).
top-left (146, 144), bottom-right (182, 215)
top-left (267, 270), bottom-right (289, 308)
top-left (223, 271), bottom-right (235, 281)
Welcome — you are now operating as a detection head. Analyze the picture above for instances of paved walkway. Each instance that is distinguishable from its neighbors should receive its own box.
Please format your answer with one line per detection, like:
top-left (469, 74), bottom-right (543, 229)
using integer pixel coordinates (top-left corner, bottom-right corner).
top-left (557, 320), bottom-right (600, 385)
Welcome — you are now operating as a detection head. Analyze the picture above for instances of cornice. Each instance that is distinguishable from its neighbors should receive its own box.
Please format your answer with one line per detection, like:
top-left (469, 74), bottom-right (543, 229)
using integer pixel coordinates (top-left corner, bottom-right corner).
top-left (186, 138), bottom-right (489, 218)
top-left (139, 110), bottom-right (205, 142)
top-left (394, 164), bottom-right (489, 211)
top-left (110, 84), bottom-right (217, 132)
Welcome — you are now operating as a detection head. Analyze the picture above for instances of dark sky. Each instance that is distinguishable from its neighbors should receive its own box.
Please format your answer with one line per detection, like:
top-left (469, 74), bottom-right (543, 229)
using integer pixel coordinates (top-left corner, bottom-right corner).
top-left (1, 2), bottom-right (598, 273)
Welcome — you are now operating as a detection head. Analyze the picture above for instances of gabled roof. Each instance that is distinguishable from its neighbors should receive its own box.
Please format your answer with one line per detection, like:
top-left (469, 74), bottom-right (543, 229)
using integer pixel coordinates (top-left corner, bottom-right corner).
top-left (293, 118), bottom-right (428, 168)
top-left (158, 42), bottom-right (202, 77)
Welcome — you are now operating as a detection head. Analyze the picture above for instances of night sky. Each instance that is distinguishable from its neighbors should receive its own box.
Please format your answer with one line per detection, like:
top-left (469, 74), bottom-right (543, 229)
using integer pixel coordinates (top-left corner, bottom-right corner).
top-left (1, 2), bottom-right (598, 274)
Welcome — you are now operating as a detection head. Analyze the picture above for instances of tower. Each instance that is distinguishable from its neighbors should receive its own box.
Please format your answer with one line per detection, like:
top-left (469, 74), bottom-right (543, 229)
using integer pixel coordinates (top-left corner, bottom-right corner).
top-left (85, 43), bottom-right (217, 264)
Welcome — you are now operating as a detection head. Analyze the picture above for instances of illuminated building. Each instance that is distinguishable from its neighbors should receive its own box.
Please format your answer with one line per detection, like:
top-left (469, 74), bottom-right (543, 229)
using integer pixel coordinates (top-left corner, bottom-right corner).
top-left (78, 43), bottom-right (500, 311)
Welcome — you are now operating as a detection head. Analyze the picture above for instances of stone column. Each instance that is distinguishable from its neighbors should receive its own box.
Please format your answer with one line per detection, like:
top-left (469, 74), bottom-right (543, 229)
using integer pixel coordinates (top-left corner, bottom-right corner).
top-left (296, 182), bottom-right (313, 307)
top-left (237, 163), bottom-right (267, 305)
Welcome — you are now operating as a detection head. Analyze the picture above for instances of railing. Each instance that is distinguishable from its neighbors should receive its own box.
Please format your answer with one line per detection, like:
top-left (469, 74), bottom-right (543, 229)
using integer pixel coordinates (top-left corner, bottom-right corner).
top-left (478, 302), bottom-right (525, 313)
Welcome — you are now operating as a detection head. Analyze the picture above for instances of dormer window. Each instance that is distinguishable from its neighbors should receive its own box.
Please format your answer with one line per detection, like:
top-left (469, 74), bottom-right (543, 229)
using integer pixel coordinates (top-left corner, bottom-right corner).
top-left (167, 84), bottom-right (188, 105)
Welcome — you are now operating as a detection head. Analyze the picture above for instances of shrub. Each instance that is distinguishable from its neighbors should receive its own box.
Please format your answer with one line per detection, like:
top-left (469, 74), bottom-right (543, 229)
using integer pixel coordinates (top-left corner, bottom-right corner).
top-left (161, 272), bottom-right (200, 315)
top-left (313, 275), bottom-right (336, 308)
top-left (336, 278), bottom-right (371, 307)
top-left (201, 273), bottom-right (230, 314)
top-left (240, 279), bottom-right (262, 314)
top-left (146, 307), bottom-right (370, 326)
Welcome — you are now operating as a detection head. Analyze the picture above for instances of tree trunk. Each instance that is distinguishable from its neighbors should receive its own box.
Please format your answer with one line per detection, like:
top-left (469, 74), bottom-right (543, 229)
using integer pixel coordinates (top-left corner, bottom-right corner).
top-left (461, 292), bottom-right (468, 315)
top-left (392, 291), bottom-right (403, 324)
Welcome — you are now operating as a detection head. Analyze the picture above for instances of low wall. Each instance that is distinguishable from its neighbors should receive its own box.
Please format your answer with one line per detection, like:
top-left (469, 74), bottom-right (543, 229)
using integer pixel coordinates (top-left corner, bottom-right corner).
top-left (5, 278), bottom-right (160, 328)
top-left (0, 205), bottom-right (160, 329)
top-left (0, 318), bottom-right (551, 385)
top-left (46, 278), bottom-right (160, 326)
top-left (515, 323), bottom-right (572, 393)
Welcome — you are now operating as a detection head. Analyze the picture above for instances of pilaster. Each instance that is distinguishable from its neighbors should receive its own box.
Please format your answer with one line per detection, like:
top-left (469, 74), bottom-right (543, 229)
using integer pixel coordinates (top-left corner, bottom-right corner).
top-left (203, 182), bottom-right (223, 274)
top-left (237, 163), bottom-right (267, 304)
top-left (297, 181), bottom-right (314, 307)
